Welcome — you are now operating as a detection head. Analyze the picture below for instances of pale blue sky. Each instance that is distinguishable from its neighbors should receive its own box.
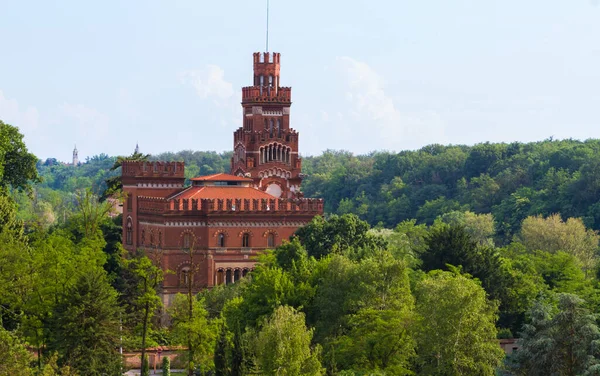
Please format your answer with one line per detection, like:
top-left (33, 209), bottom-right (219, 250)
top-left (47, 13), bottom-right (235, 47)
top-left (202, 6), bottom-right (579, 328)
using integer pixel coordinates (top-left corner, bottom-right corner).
top-left (1, 1), bottom-right (599, 162)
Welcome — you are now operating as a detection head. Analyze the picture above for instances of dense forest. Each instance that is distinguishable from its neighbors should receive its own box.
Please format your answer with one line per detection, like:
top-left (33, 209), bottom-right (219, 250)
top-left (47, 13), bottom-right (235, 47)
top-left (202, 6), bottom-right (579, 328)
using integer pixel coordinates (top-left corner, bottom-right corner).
top-left (4, 117), bottom-right (600, 375)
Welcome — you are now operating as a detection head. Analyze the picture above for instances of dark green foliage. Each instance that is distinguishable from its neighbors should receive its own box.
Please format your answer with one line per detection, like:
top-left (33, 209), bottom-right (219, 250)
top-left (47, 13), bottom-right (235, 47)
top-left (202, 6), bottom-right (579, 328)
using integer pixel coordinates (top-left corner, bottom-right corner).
top-left (215, 326), bottom-right (229, 376)
top-left (295, 214), bottom-right (387, 260)
top-left (47, 268), bottom-right (123, 375)
top-left (142, 354), bottom-right (150, 376)
top-left (301, 139), bottom-right (600, 242)
top-left (0, 120), bottom-right (40, 192)
top-left (507, 294), bottom-right (600, 376)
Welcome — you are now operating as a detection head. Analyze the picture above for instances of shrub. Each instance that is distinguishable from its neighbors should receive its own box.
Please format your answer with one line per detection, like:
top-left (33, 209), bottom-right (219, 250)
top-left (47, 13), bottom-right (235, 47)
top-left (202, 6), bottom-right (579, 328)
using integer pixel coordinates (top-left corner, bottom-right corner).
top-left (141, 354), bottom-right (149, 376)
top-left (162, 356), bottom-right (171, 376)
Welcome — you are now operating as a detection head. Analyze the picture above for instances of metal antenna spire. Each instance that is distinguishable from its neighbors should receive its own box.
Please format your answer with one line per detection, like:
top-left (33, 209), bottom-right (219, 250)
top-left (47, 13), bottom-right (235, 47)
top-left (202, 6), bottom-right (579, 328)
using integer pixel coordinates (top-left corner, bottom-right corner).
top-left (266, 0), bottom-right (269, 52)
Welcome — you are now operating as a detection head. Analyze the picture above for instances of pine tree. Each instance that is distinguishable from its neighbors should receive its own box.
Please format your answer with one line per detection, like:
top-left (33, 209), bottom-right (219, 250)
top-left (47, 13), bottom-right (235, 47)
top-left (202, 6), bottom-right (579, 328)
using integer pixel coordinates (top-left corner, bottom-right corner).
top-left (47, 268), bottom-right (123, 374)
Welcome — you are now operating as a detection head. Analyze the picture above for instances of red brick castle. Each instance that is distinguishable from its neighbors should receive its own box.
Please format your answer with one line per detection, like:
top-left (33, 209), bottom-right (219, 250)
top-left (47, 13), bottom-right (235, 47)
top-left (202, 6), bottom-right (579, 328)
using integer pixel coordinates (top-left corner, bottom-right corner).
top-left (122, 52), bottom-right (323, 306)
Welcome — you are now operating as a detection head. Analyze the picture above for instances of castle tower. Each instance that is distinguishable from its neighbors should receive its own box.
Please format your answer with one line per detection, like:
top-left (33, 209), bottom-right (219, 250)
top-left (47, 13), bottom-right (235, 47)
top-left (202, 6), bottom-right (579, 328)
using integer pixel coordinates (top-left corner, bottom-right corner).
top-left (231, 52), bottom-right (302, 199)
top-left (72, 145), bottom-right (79, 166)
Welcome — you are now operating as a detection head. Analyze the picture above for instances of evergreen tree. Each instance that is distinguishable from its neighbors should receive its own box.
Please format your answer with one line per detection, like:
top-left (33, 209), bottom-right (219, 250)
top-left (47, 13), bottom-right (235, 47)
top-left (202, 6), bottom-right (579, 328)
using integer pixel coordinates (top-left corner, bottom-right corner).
top-left (47, 268), bottom-right (123, 375)
top-left (507, 293), bottom-right (600, 376)
top-left (214, 325), bottom-right (229, 376)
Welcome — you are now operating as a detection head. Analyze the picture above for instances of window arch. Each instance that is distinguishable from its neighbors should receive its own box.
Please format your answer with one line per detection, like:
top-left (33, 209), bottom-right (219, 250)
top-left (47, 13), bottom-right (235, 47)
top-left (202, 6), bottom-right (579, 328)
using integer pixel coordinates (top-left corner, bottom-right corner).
top-left (242, 233), bottom-right (250, 248)
top-left (126, 217), bottom-right (133, 245)
top-left (180, 266), bottom-right (191, 286)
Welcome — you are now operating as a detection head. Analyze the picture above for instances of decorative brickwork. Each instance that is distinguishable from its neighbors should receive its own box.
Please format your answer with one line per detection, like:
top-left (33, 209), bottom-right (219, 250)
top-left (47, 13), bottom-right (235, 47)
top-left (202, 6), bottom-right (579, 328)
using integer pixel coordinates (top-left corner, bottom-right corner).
top-left (122, 52), bottom-right (322, 306)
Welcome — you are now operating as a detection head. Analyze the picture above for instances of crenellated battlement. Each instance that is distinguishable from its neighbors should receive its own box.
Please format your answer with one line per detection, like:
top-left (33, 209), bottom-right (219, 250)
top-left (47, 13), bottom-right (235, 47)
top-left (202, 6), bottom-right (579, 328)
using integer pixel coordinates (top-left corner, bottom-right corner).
top-left (122, 161), bottom-right (185, 178)
top-left (242, 86), bottom-right (291, 103)
top-left (138, 196), bottom-right (324, 215)
top-left (253, 52), bottom-right (281, 65)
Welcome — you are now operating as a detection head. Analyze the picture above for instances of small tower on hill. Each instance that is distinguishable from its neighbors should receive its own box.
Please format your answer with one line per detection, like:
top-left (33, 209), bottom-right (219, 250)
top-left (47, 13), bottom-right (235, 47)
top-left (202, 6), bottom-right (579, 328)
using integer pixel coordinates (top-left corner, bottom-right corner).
top-left (72, 145), bottom-right (79, 166)
top-left (134, 142), bottom-right (140, 154)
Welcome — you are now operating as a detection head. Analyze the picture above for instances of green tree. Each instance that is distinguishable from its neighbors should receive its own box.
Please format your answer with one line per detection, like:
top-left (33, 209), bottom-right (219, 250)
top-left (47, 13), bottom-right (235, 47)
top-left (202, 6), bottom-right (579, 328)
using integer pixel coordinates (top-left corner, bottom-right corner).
top-left (507, 293), bottom-right (600, 376)
top-left (0, 119), bottom-right (40, 193)
top-left (254, 306), bottom-right (323, 376)
top-left (0, 326), bottom-right (33, 376)
top-left (331, 252), bottom-right (416, 374)
top-left (415, 270), bottom-right (504, 376)
top-left (47, 268), bottom-right (123, 375)
top-left (101, 150), bottom-right (149, 200)
top-left (169, 294), bottom-right (217, 374)
top-left (129, 255), bottom-right (164, 373)
top-left (295, 214), bottom-right (387, 260)
top-left (519, 214), bottom-right (599, 275)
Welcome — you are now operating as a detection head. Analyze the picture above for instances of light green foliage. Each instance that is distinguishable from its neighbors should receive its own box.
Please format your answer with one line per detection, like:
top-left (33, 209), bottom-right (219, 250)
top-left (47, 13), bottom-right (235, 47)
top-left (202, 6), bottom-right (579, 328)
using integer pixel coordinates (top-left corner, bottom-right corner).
top-left (332, 253), bottom-right (416, 374)
top-left (162, 356), bottom-right (171, 376)
top-left (507, 294), bottom-right (600, 376)
top-left (254, 306), bottom-right (323, 376)
top-left (415, 271), bottom-right (504, 376)
top-left (519, 214), bottom-right (599, 275)
top-left (128, 255), bottom-right (164, 373)
top-left (236, 262), bottom-right (297, 329)
top-left (436, 210), bottom-right (496, 246)
top-left (40, 353), bottom-right (78, 375)
top-left (169, 294), bottom-right (217, 371)
top-left (0, 326), bottom-right (33, 376)
top-left (372, 219), bottom-right (428, 266)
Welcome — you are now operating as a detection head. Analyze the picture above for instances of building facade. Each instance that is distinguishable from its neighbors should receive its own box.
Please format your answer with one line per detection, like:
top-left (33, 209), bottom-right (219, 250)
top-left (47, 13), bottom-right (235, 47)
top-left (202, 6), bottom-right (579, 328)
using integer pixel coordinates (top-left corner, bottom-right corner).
top-left (122, 52), bottom-right (323, 306)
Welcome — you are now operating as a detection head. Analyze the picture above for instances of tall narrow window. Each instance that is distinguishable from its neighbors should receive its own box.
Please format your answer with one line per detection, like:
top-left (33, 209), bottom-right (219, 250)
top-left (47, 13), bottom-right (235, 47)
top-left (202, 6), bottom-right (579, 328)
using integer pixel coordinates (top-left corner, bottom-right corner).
top-left (126, 218), bottom-right (133, 245)
top-left (127, 195), bottom-right (132, 211)
top-left (183, 233), bottom-right (191, 249)
top-left (277, 119), bottom-right (282, 138)
top-left (269, 120), bottom-right (274, 137)
top-left (181, 267), bottom-right (190, 286)
top-left (218, 233), bottom-right (226, 247)
top-left (242, 233), bottom-right (250, 247)
top-left (267, 233), bottom-right (275, 248)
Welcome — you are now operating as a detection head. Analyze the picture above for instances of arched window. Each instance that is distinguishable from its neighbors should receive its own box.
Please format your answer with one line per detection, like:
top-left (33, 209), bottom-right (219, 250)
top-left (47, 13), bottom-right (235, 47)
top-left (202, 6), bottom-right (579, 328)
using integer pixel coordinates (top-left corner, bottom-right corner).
top-left (269, 120), bottom-right (274, 137)
top-left (126, 218), bottom-right (133, 245)
top-left (183, 233), bottom-right (191, 250)
top-left (267, 233), bottom-right (275, 248)
top-left (141, 230), bottom-right (146, 245)
top-left (218, 233), bottom-right (226, 247)
top-left (242, 233), bottom-right (250, 247)
top-left (127, 195), bottom-right (132, 211)
top-left (181, 267), bottom-right (191, 286)
top-left (149, 231), bottom-right (154, 246)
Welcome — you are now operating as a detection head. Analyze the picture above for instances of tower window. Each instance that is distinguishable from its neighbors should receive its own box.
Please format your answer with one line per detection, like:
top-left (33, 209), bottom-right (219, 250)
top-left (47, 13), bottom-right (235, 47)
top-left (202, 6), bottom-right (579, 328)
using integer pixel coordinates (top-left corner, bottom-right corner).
top-left (183, 233), bottom-right (191, 250)
top-left (127, 195), bottom-right (132, 211)
top-left (126, 218), bottom-right (133, 245)
top-left (267, 233), bottom-right (275, 248)
top-left (218, 233), bottom-right (226, 247)
top-left (242, 233), bottom-right (250, 247)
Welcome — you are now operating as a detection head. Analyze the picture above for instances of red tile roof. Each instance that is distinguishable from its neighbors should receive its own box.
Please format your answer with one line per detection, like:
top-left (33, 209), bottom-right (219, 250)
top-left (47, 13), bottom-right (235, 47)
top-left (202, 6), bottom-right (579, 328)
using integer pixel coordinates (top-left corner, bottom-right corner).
top-left (169, 186), bottom-right (275, 200)
top-left (190, 173), bottom-right (253, 182)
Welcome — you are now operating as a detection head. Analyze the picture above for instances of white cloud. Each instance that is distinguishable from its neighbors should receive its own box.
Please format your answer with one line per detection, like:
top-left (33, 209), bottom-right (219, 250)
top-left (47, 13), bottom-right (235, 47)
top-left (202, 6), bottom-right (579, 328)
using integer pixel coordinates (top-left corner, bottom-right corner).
top-left (179, 65), bottom-right (234, 101)
top-left (332, 56), bottom-right (446, 151)
top-left (0, 90), bottom-right (40, 132)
